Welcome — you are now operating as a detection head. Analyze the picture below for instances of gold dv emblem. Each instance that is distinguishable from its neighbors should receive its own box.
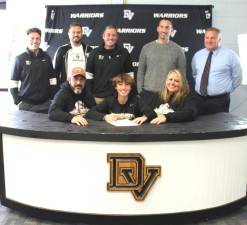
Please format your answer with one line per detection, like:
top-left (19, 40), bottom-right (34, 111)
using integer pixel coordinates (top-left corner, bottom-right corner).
top-left (107, 153), bottom-right (161, 201)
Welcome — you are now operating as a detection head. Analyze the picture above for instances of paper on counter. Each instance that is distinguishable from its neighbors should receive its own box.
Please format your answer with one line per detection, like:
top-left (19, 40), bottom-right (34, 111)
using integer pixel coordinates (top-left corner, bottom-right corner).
top-left (108, 119), bottom-right (140, 127)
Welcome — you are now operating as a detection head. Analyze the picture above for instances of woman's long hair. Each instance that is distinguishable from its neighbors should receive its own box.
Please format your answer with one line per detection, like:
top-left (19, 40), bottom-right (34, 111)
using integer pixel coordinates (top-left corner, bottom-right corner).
top-left (160, 69), bottom-right (190, 105)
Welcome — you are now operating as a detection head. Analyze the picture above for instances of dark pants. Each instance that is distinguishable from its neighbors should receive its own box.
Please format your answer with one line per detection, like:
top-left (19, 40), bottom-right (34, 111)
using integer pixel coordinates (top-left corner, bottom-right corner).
top-left (196, 93), bottom-right (230, 115)
top-left (139, 89), bottom-right (157, 106)
top-left (19, 100), bottom-right (51, 114)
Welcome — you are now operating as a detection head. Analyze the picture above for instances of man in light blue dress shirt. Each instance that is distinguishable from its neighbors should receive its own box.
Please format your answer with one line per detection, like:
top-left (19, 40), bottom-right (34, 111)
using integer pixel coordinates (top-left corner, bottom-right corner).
top-left (192, 27), bottom-right (242, 114)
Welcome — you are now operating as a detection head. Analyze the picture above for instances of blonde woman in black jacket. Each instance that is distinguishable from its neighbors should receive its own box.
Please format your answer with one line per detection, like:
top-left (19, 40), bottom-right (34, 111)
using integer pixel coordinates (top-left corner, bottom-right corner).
top-left (147, 69), bottom-right (198, 124)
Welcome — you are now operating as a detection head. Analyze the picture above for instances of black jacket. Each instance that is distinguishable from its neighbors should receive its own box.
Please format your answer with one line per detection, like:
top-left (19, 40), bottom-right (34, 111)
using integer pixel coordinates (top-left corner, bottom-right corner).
top-left (10, 48), bottom-right (57, 105)
top-left (86, 44), bottom-right (133, 98)
top-left (48, 81), bottom-right (96, 122)
top-left (142, 91), bottom-right (198, 122)
top-left (53, 42), bottom-right (92, 85)
top-left (87, 91), bottom-right (156, 121)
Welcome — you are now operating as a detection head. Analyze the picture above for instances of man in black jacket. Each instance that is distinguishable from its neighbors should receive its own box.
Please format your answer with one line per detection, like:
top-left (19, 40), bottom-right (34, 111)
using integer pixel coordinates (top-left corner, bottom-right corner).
top-left (10, 27), bottom-right (57, 113)
top-left (86, 25), bottom-right (133, 104)
top-left (53, 22), bottom-right (92, 86)
top-left (49, 67), bottom-right (96, 126)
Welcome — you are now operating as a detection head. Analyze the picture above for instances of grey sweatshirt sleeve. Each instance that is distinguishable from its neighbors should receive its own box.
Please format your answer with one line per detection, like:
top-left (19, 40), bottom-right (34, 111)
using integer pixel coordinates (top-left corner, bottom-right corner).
top-left (137, 47), bottom-right (146, 93)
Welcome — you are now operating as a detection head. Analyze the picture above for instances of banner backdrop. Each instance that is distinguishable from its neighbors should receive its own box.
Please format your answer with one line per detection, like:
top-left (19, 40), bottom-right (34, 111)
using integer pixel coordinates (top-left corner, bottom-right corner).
top-left (45, 4), bottom-right (212, 86)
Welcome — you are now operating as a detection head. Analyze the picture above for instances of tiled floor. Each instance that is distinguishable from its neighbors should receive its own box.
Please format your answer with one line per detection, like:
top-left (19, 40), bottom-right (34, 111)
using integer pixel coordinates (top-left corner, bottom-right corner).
top-left (0, 203), bottom-right (247, 225)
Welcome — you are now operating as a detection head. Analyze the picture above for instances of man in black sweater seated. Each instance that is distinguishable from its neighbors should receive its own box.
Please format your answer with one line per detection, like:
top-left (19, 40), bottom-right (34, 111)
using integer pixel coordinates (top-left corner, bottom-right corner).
top-left (49, 67), bottom-right (96, 126)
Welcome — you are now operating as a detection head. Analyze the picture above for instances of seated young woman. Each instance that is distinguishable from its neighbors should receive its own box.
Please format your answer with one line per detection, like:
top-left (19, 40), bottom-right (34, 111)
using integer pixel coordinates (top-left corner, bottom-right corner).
top-left (147, 69), bottom-right (198, 124)
top-left (86, 73), bottom-right (156, 125)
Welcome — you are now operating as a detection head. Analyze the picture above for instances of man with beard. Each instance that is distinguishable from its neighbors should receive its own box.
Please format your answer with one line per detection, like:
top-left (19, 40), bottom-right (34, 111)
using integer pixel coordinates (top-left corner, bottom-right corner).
top-left (86, 25), bottom-right (133, 104)
top-left (49, 67), bottom-right (96, 126)
top-left (137, 19), bottom-right (186, 103)
top-left (53, 22), bottom-right (92, 86)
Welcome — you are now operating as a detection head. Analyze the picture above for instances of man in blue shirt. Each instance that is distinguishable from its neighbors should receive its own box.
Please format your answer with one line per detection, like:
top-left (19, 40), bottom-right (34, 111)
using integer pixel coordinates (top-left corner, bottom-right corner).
top-left (192, 27), bottom-right (242, 114)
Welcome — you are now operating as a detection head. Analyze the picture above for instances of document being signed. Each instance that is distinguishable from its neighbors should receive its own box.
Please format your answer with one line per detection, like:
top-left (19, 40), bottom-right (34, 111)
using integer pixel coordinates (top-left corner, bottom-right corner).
top-left (108, 119), bottom-right (140, 127)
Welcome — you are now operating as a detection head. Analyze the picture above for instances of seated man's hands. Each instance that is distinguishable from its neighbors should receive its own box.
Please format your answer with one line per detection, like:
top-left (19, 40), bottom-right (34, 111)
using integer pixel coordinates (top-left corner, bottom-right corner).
top-left (150, 114), bottom-right (167, 125)
top-left (132, 115), bottom-right (148, 125)
top-left (71, 115), bottom-right (88, 126)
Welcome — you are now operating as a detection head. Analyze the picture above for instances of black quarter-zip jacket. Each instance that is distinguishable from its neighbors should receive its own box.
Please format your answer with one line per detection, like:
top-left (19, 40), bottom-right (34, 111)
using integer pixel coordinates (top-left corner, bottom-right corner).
top-left (10, 48), bottom-right (56, 104)
top-left (86, 44), bottom-right (133, 98)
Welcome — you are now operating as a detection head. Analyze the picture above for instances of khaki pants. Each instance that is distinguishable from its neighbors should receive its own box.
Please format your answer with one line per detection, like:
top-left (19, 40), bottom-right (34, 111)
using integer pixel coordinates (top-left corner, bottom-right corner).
top-left (94, 97), bottom-right (104, 105)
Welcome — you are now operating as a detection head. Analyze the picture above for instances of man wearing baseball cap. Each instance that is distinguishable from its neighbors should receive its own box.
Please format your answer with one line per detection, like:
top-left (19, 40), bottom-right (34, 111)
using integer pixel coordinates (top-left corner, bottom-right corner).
top-left (49, 67), bottom-right (96, 125)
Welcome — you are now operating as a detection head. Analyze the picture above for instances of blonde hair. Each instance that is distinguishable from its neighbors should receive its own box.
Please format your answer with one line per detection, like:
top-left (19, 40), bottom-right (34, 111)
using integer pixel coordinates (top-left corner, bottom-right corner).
top-left (160, 69), bottom-right (190, 105)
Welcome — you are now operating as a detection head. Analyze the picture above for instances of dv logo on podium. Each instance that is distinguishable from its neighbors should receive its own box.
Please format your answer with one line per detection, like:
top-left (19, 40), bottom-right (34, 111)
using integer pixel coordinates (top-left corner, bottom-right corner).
top-left (107, 153), bottom-right (161, 201)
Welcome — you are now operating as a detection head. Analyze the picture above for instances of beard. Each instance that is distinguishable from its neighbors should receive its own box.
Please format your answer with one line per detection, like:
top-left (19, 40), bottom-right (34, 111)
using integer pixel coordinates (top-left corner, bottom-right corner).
top-left (73, 86), bottom-right (82, 95)
top-left (72, 36), bottom-right (82, 44)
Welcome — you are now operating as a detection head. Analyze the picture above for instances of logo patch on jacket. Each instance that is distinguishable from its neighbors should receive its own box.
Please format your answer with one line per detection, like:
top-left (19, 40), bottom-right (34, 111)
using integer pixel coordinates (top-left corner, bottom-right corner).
top-left (25, 60), bottom-right (31, 65)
